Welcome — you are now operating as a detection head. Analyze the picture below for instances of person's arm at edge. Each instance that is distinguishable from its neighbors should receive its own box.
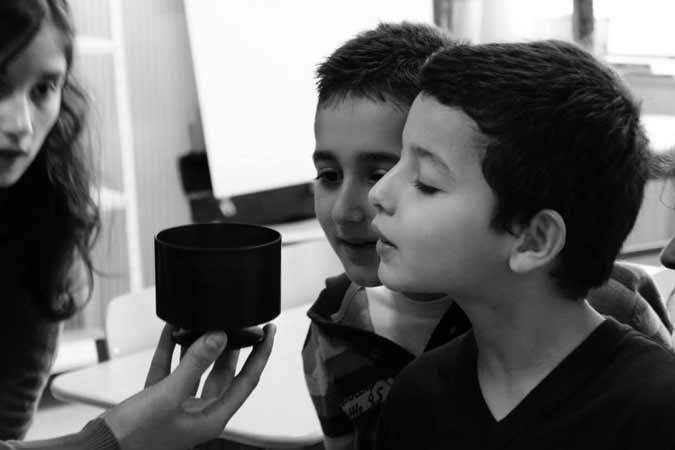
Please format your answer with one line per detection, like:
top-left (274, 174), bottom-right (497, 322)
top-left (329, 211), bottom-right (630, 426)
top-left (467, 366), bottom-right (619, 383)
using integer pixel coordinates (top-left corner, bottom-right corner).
top-left (0, 419), bottom-right (118, 450)
top-left (613, 262), bottom-right (673, 332)
top-left (0, 324), bottom-right (275, 450)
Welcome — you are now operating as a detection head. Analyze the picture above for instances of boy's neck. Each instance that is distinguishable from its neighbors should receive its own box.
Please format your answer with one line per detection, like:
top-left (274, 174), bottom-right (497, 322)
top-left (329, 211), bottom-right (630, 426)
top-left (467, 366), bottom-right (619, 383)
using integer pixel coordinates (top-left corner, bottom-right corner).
top-left (459, 285), bottom-right (605, 421)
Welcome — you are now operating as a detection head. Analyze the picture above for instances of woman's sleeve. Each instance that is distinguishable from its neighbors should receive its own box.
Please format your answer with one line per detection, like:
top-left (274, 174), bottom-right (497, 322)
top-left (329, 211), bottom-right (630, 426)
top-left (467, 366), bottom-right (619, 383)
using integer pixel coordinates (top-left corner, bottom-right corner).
top-left (0, 418), bottom-right (119, 450)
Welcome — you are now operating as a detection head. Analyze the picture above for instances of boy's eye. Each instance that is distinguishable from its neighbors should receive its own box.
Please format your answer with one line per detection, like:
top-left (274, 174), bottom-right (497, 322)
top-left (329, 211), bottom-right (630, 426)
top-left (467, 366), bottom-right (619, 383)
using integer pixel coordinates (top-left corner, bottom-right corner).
top-left (369, 168), bottom-right (389, 184)
top-left (413, 180), bottom-right (439, 195)
top-left (315, 168), bottom-right (342, 186)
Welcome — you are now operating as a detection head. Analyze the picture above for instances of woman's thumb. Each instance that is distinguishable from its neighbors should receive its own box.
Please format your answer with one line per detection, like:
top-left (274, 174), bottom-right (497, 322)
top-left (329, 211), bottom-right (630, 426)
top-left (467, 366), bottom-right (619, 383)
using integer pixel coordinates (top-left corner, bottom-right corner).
top-left (172, 331), bottom-right (228, 393)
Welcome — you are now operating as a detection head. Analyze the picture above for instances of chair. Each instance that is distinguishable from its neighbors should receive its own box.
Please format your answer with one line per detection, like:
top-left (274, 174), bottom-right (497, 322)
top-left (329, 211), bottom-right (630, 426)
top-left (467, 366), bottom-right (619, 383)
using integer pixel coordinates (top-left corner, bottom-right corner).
top-left (104, 286), bottom-right (164, 359)
top-left (280, 237), bottom-right (343, 309)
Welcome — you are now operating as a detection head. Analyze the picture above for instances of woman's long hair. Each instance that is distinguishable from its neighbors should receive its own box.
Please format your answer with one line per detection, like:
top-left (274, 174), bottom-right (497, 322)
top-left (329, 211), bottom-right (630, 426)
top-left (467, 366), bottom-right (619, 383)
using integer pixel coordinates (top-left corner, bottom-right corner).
top-left (1, 0), bottom-right (100, 320)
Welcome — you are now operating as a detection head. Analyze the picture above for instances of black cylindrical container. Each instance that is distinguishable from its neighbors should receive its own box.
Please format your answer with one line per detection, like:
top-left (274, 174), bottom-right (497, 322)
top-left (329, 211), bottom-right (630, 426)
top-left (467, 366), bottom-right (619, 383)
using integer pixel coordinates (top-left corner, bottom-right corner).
top-left (154, 222), bottom-right (281, 348)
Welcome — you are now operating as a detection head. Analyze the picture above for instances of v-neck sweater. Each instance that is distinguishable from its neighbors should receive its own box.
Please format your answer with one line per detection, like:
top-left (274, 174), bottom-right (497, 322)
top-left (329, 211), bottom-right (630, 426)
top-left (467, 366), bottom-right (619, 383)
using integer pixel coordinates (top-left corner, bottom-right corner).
top-left (376, 317), bottom-right (675, 450)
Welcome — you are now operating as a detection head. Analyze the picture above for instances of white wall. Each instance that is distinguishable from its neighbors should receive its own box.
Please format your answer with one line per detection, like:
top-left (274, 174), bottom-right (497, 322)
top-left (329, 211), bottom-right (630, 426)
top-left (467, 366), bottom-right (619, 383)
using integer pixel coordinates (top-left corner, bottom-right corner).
top-left (66, 0), bottom-right (196, 331)
top-left (120, 0), bottom-right (195, 287)
top-left (184, 0), bottom-right (434, 198)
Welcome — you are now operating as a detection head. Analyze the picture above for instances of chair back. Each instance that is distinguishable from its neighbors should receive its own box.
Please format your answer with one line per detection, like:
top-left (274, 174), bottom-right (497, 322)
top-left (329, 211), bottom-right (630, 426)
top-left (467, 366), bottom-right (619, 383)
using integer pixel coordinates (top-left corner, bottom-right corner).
top-left (105, 287), bottom-right (164, 359)
top-left (281, 237), bottom-right (343, 309)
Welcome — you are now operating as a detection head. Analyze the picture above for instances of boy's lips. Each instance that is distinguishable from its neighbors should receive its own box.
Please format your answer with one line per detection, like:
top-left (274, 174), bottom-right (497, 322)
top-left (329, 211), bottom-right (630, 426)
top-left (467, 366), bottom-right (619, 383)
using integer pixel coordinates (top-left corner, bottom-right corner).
top-left (336, 237), bottom-right (378, 262)
top-left (371, 223), bottom-right (396, 248)
top-left (337, 237), bottom-right (377, 248)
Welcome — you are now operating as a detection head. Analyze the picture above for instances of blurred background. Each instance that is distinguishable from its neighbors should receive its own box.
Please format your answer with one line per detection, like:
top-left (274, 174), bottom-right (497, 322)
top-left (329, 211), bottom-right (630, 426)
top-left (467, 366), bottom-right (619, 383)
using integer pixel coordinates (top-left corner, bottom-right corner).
top-left (65, 0), bottom-right (675, 339)
top-left (36, 0), bottom-right (675, 439)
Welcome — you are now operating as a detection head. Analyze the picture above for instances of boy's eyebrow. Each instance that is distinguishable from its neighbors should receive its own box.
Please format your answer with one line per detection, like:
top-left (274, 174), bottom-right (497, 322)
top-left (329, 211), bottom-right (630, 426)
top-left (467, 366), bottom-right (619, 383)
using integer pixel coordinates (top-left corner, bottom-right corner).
top-left (312, 150), bottom-right (336, 163)
top-left (313, 150), bottom-right (399, 164)
top-left (411, 144), bottom-right (451, 175)
top-left (356, 152), bottom-right (400, 164)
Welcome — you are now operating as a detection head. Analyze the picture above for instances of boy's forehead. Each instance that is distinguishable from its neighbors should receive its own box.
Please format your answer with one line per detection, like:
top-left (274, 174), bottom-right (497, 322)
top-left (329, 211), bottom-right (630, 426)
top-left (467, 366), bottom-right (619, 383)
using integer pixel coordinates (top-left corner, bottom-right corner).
top-left (403, 95), bottom-right (487, 162)
top-left (314, 96), bottom-right (406, 162)
top-left (315, 95), bottom-right (407, 122)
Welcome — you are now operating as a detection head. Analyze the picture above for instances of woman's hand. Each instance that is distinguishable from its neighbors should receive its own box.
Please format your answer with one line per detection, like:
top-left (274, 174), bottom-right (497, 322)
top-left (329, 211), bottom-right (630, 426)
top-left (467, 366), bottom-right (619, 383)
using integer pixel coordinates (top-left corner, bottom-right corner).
top-left (103, 323), bottom-right (275, 450)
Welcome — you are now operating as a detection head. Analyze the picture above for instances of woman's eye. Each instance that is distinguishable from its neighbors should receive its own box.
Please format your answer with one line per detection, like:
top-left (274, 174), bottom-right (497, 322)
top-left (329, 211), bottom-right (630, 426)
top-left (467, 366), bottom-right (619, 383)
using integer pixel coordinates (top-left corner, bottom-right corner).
top-left (315, 169), bottom-right (342, 186)
top-left (31, 80), bottom-right (59, 104)
top-left (413, 180), bottom-right (439, 195)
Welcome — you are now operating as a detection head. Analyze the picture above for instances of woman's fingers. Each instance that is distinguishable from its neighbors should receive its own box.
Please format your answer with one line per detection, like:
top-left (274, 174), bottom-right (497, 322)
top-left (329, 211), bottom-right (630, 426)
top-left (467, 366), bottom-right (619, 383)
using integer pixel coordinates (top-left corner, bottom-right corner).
top-left (201, 349), bottom-right (240, 399)
top-left (145, 323), bottom-right (176, 388)
top-left (169, 331), bottom-right (228, 398)
top-left (203, 324), bottom-right (276, 420)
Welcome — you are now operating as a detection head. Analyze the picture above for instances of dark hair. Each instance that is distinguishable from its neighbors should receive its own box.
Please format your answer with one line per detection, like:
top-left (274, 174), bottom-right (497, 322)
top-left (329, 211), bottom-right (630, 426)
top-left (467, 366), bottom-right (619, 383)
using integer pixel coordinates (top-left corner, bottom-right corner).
top-left (420, 40), bottom-right (649, 299)
top-left (316, 22), bottom-right (456, 110)
top-left (1, 0), bottom-right (100, 320)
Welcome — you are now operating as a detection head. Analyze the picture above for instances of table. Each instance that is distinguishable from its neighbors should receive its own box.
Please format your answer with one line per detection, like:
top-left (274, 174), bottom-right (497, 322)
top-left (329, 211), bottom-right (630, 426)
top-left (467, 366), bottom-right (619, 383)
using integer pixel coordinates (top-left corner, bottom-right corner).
top-left (51, 304), bottom-right (323, 449)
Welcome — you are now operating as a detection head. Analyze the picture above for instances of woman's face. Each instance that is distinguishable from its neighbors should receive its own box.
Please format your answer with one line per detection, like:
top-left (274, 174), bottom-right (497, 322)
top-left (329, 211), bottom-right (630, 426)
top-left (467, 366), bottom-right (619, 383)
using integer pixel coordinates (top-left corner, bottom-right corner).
top-left (0, 21), bottom-right (67, 188)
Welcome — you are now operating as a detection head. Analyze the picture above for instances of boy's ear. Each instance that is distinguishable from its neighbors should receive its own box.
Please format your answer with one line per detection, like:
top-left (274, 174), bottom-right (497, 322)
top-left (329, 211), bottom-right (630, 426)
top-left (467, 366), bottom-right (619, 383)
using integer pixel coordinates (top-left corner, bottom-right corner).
top-left (508, 209), bottom-right (566, 274)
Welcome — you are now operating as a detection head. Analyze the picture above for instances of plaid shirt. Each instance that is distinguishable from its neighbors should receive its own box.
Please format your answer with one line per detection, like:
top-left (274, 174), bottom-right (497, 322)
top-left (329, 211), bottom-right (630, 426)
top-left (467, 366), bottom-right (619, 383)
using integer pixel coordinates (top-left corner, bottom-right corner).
top-left (302, 274), bottom-right (470, 450)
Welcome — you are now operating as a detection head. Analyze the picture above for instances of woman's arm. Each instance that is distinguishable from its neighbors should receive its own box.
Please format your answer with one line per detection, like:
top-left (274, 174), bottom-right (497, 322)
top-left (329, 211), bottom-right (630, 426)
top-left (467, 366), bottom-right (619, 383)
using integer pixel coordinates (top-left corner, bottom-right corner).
top-left (0, 324), bottom-right (275, 450)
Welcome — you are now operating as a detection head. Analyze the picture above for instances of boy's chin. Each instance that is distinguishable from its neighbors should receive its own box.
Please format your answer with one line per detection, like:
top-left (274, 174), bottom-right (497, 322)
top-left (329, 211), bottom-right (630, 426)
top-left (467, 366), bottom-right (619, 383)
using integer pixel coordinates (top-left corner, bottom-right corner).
top-left (376, 266), bottom-right (413, 293)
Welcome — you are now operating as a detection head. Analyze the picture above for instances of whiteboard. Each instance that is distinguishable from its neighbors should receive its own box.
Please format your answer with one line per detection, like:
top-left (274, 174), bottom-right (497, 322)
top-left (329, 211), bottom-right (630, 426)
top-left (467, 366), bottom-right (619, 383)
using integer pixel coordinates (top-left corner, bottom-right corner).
top-left (184, 0), bottom-right (433, 198)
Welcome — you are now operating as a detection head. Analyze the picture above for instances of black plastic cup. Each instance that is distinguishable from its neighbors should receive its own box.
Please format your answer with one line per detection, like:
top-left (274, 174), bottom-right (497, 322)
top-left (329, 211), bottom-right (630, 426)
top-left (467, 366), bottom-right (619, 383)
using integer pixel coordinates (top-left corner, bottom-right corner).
top-left (154, 222), bottom-right (281, 350)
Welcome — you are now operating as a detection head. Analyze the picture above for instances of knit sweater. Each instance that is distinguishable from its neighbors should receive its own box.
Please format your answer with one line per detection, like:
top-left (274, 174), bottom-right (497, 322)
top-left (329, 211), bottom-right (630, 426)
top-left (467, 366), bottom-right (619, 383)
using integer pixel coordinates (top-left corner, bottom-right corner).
top-left (0, 223), bottom-right (93, 442)
top-left (0, 286), bottom-right (60, 440)
top-left (0, 419), bottom-right (119, 450)
top-left (0, 260), bottom-right (120, 449)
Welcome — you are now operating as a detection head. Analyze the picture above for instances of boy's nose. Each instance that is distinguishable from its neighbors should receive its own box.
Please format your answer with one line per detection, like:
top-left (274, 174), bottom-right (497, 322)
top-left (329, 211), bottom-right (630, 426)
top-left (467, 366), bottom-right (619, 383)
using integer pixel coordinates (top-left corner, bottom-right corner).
top-left (332, 184), bottom-right (368, 224)
top-left (660, 236), bottom-right (675, 270)
top-left (369, 168), bottom-right (395, 215)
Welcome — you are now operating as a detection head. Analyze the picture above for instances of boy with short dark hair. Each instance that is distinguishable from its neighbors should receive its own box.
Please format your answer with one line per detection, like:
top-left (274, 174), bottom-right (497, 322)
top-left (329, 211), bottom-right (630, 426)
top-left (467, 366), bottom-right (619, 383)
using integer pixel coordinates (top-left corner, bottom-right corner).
top-left (303, 22), bottom-right (464, 450)
top-left (371, 40), bottom-right (675, 449)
